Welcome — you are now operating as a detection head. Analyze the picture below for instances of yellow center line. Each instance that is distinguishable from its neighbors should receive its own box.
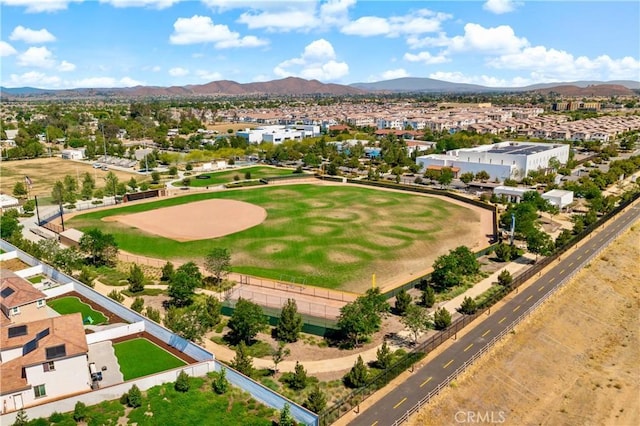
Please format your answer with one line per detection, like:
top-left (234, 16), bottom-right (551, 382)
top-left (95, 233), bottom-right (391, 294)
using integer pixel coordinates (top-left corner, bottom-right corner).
top-left (538, 286), bottom-right (545, 292)
top-left (464, 343), bottom-right (473, 352)
top-left (513, 305), bottom-right (521, 313)
top-left (549, 277), bottom-right (555, 283)
top-left (498, 316), bottom-right (506, 324)
top-left (482, 329), bottom-right (491, 337)
top-left (394, 398), bottom-right (407, 409)
top-left (372, 422), bottom-right (378, 426)
top-left (585, 248), bottom-right (590, 253)
top-left (443, 360), bottom-right (454, 369)
top-left (420, 377), bottom-right (433, 388)
top-left (568, 262), bottom-right (574, 267)
top-left (526, 295), bottom-right (533, 301)
top-left (577, 255), bottom-right (582, 260)
top-left (560, 269), bottom-right (565, 275)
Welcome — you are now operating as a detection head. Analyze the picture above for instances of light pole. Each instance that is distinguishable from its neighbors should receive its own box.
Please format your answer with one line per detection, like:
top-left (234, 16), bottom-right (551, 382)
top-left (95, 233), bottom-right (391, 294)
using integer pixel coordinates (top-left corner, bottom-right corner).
top-left (101, 125), bottom-right (107, 162)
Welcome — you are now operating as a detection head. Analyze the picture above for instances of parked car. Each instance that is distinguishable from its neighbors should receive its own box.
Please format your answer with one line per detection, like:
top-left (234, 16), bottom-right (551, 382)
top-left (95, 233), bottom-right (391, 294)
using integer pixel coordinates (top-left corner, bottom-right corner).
top-left (92, 163), bottom-right (102, 168)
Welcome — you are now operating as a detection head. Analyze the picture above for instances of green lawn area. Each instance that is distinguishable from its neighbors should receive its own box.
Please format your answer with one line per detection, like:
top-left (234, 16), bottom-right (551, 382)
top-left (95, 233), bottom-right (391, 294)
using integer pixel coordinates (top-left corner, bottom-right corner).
top-left (113, 338), bottom-right (186, 380)
top-left (68, 184), bottom-right (480, 291)
top-left (174, 165), bottom-right (296, 187)
top-left (27, 275), bottom-right (43, 284)
top-left (48, 297), bottom-right (108, 325)
top-left (26, 376), bottom-right (275, 426)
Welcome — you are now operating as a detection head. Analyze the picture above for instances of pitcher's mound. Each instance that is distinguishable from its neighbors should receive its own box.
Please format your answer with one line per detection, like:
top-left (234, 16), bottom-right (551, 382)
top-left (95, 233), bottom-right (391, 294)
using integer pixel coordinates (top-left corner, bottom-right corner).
top-left (105, 199), bottom-right (267, 241)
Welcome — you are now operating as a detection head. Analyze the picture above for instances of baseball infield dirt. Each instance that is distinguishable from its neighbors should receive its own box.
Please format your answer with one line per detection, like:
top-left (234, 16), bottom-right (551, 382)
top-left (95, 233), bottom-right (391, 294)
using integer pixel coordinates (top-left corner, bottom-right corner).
top-left (104, 199), bottom-right (267, 241)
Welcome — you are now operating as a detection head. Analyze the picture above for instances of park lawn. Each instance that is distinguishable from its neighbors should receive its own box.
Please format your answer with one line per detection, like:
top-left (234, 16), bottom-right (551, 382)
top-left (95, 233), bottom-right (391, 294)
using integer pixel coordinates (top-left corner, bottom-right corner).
top-left (68, 184), bottom-right (477, 291)
top-left (113, 338), bottom-right (186, 380)
top-left (48, 296), bottom-right (108, 325)
top-left (175, 165), bottom-right (296, 187)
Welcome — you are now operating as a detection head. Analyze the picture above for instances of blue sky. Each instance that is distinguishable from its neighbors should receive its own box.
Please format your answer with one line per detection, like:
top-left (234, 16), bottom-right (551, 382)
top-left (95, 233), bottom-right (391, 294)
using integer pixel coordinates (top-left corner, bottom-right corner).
top-left (1, 0), bottom-right (639, 89)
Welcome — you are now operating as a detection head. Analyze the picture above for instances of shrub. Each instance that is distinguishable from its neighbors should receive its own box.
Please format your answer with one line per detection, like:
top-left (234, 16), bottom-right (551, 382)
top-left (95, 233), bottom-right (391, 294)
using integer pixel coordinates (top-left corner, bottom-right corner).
top-left (73, 401), bottom-right (88, 421)
top-left (127, 385), bottom-right (142, 407)
top-left (211, 368), bottom-right (229, 394)
top-left (433, 307), bottom-right (452, 330)
top-left (343, 355), bottom-right (368, 388)
top-left (131, 297), bottom-right (144, 313)
top-left (145, 306), bottom-right (161, 323)
top-left (108, 290), bottom-right (124, 302)
top-left (175, 370), bottom-right (190, 392)
top-left (48, 412), bottom-right (64, 422)
top-left (119, 392), bottom-right (129, 405)
top-left (305, 385), bottom-right (327, 413)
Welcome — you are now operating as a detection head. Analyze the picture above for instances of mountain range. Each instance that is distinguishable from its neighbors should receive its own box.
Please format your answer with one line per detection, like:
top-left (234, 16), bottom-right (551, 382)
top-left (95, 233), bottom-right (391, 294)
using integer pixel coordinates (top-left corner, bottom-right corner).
top-left (1, 76), bottom-right (638, 99)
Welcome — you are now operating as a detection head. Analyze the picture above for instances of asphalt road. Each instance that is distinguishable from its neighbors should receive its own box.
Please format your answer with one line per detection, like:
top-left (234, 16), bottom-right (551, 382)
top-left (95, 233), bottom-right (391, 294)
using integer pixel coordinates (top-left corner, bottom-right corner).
top-left (352, 203), bottom-right (640, 426)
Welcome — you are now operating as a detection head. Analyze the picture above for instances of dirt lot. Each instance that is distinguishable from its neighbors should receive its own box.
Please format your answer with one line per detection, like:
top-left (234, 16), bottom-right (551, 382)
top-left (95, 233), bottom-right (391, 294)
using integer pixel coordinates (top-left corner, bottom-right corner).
top-left (0, 157), bottom-right (140, 199)
top-left (410, 223), bottom-right (640, 426)
top-left (205, 122), bottom-right (257, 133)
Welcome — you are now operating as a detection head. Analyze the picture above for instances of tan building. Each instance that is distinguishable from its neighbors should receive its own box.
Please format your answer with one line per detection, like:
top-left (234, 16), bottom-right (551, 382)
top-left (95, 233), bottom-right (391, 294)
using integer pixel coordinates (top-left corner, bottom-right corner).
top-left (1, 270), bottom-right (48, 326)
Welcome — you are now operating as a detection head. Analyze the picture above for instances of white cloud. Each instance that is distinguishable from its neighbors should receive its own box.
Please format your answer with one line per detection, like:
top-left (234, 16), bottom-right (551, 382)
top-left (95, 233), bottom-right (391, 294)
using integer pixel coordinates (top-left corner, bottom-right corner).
top-left (151, 65), bottom-right (161, 72)
top-left (169, 15), bottom-right (268, 48)
top-left (17, 46), bottom-right (56, 68)
top-left (10, 26), bottom-right (56, 43)
top-left (274, 38), bottom-right (349, 81)
top-left (2, 0), bottom-right (83, 13)
top-left (0, 41), bottom-right (18, 57)
top-left (404, 51), bottom-right (448, 65)
top-left (319, 0), bottom-right (357, 26)
top-left (448, 23), bottom-right (529, 54)
top-left (195, 69), bottom-right (223, 81)
top-left (169, 67), bottom-right (189, 77)
top-left (71, 76), bottom-right (144, 88)
top-left (381, 68), bottom-right (409, 80)
top-left (483, 0), bottom-right (521, 15)
top-left (7, 71), bottom-right (62, 88)
top-left (428, 71), bottom-right (533, 88)
top-left (58, 60), bottom-right (76, 71)
top-left (491, 47), bottom-right (640, 81)
top-left (99, 0), bottom-right (182, 9)
top-left (238, 9), bottom-right (317, 32)
top-left (341, 9), bottom-right (451, 37)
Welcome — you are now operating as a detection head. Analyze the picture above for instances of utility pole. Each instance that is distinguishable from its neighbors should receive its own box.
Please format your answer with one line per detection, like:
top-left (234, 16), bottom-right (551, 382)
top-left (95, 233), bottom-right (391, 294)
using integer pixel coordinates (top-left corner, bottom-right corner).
top-left (101, 124), bottom-right (107, 162)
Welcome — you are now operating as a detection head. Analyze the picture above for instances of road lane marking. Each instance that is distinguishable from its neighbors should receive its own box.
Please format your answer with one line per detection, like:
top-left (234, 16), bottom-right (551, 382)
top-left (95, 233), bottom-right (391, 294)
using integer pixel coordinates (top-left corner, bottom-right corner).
top-left (464, 343), bottom-right (473, 352)
top-left (513, 305), bottom-right (521, 313)
top-left (526, 295), bottom-right (533, 301)
top-left (585, 248), bottom-right (590, 253)
top-left (443, 360), bottom-right (454, 368)
top-left (577, 255), bottom-right (582, 260)
top-left (538, 286), bottom-right (545, 292)
top-left (560, 269), bottom-right (565, 275)
top-left (420, 377), bottom-right (433, 388)
top-left (569, 262), bottom-right (574, 267)
top-left (549, 277), bottom-right (555, 283)
top-left (498, 317), bottom-right (506, 324)
top-left (372, 422), bottom-right (378, 426)
top-left (393, 398), bottom-right (407, 409)
top-left (482, 329), bottom-right (491, 337)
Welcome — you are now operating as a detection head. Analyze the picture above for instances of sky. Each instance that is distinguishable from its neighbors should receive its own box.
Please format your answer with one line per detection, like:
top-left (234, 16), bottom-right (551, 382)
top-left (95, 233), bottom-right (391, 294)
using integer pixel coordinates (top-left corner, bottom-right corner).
top-left (1, 0), bottom-right (639, 89)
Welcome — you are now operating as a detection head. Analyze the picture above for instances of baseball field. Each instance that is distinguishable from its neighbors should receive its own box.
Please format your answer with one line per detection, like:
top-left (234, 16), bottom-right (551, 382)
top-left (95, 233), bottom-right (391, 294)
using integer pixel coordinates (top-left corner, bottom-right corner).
top-left (67, 183), bottom-right (492, 292)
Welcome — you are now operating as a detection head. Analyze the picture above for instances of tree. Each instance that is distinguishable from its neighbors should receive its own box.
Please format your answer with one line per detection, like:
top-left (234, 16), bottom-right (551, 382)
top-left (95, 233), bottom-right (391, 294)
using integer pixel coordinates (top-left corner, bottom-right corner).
top-left (305, 385), bottom-right (327, 413)
top-left (433, 307), bottom-right (452, 330)
top-left (163, 305), bottom-right (210, 344)
top-left (272, 342), bottom-right (290, 374)
top-left (168, 268), bottom-right (200, 307)
top-left (127, 177), bottom-right (138, 192)
top-left (151, 170), bottom-right (161, 183)
top-left (227, 298), bottom-right (268, 344)
top-left (81, 172), bottom-right (96, 200)
top-left (231, 341), bottom-right (254, 377)
top-left (73, 401), bottom-right (88, 422)
top-left (127, 384), bottom-right (142, 407)
top-left (337, 300), bottom-right (375, 347)
top-left (161, 261), bottom-right (174, 281)
top-left (279, 403), bottom-right (295, 426)
top-left (401, 303), bottom-right (433, 343)
top-left (12, 408), bottom-right (28, 426)
top-left (175, 370), bottom-right (190, 392)
top-left (199, 295), bottom-right (222, 329)
top-left (437, 167), bottom-right (454, 188)
top-left (108, 289), bottom-right (124, 302)
top-left (145, 306), bottom-right (161, 323)
top-left (0, 211), bottom-right (22, 239)
top-left (497, 269), bottom-right (513, 287)
top-left (51, 180), bottom-right (65, 204)
top-left (131, 297), bottom-right (145, 313)
top-left (276, 299), bottom-right (303, 343)
top-left (212, 368), bottom-right (229, 394)
top-left (555, 229), bottom-right (574, 249)
top-left (63, 175), bottom-right (78, 204)
top-left (457, 296), bottom-right (477, 315)
top-left (128, 264), bottom-right (145, 293)
top-left (343, 355), bottom-right (368, 388)
top-left (421, 285), bottom-right (436, 308)
top-left (79, 228), bottom-right (118, 266)
top-left (394, 288), bottom-right (412, 315)
top-left (475, 170), bottom-right (490, 182)
top-left (526, 229), bottom-right (554, 261)
top-left (204, 247), bottom-right (232, 283)
top-left (104, 171), bottom-right (119, 197)
top-left (12, 181), bottom-right (27, 198)
top-left (494, 243), bottom-right (515, 262)
top-left (287, 361), bottom-right (308, 390)
top-left (459, 172), bottom-right (475, 184)
top-left (375, 340), bottom-right (393, 370)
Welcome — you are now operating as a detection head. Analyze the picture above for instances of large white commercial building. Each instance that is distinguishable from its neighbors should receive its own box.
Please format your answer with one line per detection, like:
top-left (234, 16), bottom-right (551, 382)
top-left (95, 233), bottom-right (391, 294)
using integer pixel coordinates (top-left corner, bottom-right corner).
top-left (416, 141), bottom-right (570, 182)
top-left (237, 124), bottom-right (321, 144)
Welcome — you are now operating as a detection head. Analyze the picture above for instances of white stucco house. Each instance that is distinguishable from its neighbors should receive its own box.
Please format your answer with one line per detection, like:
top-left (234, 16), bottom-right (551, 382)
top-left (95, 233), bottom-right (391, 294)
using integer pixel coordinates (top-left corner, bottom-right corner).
top-left (542, 189), bottom-right (574, 210)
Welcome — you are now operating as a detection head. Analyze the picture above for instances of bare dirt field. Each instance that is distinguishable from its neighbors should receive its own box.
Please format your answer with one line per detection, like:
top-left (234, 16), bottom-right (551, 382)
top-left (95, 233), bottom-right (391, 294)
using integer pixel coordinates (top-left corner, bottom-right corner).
top-left (410, 223), bottom-right (640, 426)
top-left (104, 199), bottom-right (267, 241)
top-left (0, 157), bottom-right (139, 199)
top-left (205, 122), bottom-right (257, 132)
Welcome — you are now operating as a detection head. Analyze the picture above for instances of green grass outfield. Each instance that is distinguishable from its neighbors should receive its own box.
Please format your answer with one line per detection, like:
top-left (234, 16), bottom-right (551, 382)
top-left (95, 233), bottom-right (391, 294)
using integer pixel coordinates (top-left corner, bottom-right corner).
top-left (174, 165), bottom-right (296, 187)
top-left (68, 184), bottom-right (478, 290)
top-left (113, 338), bottom-right (186, 380)
top-left (48, 296), bottom-right (108, 325)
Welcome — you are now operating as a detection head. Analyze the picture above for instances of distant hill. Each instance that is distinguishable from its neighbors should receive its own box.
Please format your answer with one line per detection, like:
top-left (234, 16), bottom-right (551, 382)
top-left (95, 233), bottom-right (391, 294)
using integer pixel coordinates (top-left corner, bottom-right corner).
top-left (0, 77), bottom-right (363, 99)
top-left (350, 77), bottom-right (640, 95)
top-left (531, 84), bottom-right (636, 97)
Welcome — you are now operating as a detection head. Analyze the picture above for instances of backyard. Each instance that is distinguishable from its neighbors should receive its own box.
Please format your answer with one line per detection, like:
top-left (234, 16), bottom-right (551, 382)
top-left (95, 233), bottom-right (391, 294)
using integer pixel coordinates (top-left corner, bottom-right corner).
top-left (67, 183), bottom-right (490, 292)
top-left (113, 338), bottom-right (186, 380)
top-left (48, 296), bottom-right (108, 325)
